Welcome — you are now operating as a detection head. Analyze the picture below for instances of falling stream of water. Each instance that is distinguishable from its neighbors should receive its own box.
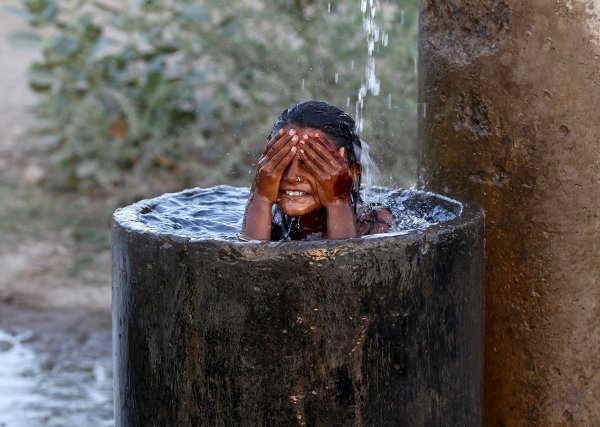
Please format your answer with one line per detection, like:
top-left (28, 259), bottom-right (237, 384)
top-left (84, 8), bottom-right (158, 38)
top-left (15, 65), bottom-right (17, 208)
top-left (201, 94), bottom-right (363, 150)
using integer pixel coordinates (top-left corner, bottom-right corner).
top-left (355, 0), bottom-right (388, 132)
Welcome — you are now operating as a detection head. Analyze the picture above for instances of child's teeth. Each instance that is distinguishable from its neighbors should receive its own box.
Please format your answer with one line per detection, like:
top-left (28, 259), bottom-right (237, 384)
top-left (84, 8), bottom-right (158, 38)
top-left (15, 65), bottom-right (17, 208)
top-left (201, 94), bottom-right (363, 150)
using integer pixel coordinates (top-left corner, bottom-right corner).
top-left (286, 190), bottom-right (306, 196)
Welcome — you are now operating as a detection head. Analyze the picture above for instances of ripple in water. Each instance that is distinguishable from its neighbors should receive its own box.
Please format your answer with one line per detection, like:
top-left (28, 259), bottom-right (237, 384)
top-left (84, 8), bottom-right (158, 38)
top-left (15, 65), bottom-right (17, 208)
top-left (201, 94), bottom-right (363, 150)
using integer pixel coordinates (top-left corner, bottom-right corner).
top-left (121, 185), bottom-right (462, 241)
top-left (0, 329), bottom-right (113, 427)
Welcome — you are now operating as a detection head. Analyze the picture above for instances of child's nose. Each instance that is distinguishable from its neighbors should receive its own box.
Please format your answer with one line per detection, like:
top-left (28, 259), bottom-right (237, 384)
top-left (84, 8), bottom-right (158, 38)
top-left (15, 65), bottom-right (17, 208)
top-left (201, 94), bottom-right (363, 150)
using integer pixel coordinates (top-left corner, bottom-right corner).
top-left (283, 153), bottom-right (302, 181)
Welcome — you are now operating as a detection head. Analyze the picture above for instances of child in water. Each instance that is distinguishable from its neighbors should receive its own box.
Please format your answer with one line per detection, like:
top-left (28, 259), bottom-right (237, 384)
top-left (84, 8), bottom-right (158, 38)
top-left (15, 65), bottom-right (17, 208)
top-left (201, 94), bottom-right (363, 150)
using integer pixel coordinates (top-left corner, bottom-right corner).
top-left (240, 101), bottom-right (393, 241)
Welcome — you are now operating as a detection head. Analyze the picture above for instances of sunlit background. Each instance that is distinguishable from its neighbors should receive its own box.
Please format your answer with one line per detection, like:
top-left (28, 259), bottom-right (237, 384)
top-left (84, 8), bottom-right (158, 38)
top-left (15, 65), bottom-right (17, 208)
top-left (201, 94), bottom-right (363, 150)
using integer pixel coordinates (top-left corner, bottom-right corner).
top-left (0, 0), bottom-right (418, 424)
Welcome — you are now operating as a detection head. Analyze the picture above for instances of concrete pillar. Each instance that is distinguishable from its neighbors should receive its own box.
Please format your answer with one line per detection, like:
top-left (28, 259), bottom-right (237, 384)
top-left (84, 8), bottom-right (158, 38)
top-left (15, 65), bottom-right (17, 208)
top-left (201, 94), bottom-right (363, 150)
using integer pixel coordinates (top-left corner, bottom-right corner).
top-left (419, 1), bottom-right (600, 425)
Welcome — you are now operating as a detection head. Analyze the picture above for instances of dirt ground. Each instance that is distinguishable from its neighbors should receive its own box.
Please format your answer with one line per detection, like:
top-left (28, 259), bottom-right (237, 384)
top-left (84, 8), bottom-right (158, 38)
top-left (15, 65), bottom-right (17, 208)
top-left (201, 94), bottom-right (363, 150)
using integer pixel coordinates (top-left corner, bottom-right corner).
top-left (0, 5), bottom-right (111, 355)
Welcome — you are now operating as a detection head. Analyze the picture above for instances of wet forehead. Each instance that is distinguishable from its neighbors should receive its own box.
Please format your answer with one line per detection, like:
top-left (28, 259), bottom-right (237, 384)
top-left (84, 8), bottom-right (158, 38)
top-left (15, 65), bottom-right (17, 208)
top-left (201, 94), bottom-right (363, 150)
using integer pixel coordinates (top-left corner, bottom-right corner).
top-left (283, 125), bottom-right (321, 135)
top-left (282, 125), bottom-right (337, 148)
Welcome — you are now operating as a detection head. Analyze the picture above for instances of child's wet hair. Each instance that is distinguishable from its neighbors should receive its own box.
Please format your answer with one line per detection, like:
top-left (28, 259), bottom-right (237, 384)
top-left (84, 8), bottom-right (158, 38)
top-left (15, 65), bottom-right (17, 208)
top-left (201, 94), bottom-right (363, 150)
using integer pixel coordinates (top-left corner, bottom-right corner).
top-left (269, 101), bottom-right (362, 168)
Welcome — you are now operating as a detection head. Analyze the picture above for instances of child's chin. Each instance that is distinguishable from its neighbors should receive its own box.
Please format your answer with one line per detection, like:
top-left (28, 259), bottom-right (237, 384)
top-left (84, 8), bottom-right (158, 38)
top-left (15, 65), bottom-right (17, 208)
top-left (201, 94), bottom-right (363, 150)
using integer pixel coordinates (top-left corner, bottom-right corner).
top-left (279, 203), bottom-right (317, 217)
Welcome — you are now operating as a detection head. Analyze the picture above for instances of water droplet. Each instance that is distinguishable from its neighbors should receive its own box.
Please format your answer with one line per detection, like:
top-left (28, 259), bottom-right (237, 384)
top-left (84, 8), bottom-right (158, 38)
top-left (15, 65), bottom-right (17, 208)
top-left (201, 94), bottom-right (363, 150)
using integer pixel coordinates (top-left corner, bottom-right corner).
top-left (413, 53), bottom-right (418, 75)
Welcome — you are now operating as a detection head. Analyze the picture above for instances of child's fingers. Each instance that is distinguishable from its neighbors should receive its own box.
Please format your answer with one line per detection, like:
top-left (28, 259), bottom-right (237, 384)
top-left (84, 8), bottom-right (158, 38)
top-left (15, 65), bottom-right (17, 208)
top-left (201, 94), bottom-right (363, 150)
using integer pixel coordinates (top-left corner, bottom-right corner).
top-left (305, 135), bottom-right (344, 168)
top-left (299, 140), bottom-right (336, 175)
top-left (262, 129), bottom-right (296, 159)
top-left (264, 136), bottom-right (298, 171)
top-left (301, 136), bottom-right (344, 174)
top-left (265, 132), bottom-right (294, 158)
top-left (272, 146), bottom-right (297, 175)
top-left (314, 134), bottom-right (345, 161)
top-left (263, 128), bottom-right (287, 153)
top-left (260, 132), bottom-right (297, 167)
top-left (299, 148), bottom-right (330, 181)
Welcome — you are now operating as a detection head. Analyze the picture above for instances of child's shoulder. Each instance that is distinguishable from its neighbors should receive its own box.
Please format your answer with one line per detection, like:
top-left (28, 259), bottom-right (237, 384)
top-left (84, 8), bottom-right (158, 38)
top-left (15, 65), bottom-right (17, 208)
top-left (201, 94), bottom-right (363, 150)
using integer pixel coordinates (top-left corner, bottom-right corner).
top-left (357, 205), bottom-right (394, 236)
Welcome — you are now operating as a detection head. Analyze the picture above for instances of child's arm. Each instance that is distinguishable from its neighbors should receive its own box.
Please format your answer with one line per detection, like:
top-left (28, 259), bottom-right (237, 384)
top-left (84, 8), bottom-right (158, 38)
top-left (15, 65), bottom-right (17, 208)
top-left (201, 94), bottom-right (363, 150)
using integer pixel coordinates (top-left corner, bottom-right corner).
top-left (299, 133), bottom-right (358, 239)
top-left (325, 200), bottom-right (358, 239)
top-left (241, 129), bottom-right (298, 240)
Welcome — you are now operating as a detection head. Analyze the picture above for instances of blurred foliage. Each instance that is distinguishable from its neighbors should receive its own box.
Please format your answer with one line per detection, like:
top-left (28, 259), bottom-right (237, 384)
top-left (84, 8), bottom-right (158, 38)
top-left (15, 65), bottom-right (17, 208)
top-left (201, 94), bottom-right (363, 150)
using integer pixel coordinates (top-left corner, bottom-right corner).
top-left (6, 0), bottom-right (418, 195)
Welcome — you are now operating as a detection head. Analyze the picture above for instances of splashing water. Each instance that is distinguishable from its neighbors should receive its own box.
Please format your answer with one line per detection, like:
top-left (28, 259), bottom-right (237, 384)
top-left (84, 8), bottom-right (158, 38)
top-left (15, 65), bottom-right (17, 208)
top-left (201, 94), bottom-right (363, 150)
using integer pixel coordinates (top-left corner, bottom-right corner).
top-left (355, 0), bottom-right (388, 132)
top-left (358, 140), bottom-right (380, 200)
top-left (0, 329), bottom-right (38, 426)
top-left (126, 186), bottom-right (463, 241)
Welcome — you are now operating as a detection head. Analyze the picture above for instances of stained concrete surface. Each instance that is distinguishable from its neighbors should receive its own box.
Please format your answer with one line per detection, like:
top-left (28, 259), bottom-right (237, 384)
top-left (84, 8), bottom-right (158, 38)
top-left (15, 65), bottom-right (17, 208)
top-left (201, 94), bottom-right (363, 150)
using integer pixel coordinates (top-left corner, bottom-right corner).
top-left (420, 1), bottom-right (600, 425)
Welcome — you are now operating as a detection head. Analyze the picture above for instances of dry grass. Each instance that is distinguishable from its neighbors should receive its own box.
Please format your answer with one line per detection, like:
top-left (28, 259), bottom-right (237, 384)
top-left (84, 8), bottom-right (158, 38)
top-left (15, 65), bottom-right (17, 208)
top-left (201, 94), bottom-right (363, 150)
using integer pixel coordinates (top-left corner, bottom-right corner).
top-left (0, 180), bottom-right (113, 309)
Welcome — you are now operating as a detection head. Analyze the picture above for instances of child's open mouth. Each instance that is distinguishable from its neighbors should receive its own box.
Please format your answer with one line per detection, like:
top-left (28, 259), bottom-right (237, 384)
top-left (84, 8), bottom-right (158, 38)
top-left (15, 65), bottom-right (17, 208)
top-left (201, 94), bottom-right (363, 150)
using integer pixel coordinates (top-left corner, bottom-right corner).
top-left (284, 190), bottom-right (308, 197)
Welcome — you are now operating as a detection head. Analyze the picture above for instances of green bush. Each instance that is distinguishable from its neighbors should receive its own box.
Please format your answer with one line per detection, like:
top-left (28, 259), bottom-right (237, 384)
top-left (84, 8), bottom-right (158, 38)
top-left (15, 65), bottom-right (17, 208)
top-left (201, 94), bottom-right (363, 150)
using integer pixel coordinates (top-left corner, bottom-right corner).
top-left (7, 0), bottom-right (418, 194)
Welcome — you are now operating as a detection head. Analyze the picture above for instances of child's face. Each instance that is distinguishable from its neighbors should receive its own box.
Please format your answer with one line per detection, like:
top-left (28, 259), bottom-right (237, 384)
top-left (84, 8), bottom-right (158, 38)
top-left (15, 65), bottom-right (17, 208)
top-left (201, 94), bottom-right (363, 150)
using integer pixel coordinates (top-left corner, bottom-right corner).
top-left (276, 126), bottom-right (346, 217)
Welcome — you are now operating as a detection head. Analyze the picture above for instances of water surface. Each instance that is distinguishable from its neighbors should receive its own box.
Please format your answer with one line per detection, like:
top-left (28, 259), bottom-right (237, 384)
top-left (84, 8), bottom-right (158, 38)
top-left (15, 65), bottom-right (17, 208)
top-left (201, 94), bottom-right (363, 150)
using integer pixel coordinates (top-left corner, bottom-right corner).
top-left (123, 185), bottom-right (462, 240)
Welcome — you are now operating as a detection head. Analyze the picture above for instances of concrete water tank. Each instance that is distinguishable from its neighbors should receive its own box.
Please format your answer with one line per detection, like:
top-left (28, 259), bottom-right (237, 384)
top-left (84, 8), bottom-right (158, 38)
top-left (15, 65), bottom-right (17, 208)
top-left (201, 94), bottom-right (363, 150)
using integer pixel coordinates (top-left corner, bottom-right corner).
top-left (112, 186), bottom-right (484, 426)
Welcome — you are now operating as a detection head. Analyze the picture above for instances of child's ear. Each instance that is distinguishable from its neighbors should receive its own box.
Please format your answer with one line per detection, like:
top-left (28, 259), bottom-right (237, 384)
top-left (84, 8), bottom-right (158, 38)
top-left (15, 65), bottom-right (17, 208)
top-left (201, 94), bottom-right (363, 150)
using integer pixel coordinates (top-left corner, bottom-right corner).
top-left (338, 147), bottom-right (346, 159)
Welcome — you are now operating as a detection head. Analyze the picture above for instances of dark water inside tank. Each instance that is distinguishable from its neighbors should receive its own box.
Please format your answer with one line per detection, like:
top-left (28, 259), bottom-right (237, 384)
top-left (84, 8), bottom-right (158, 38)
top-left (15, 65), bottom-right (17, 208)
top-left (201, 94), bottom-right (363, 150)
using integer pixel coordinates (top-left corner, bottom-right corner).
top-left (126, 185), bottom-right (462, 240)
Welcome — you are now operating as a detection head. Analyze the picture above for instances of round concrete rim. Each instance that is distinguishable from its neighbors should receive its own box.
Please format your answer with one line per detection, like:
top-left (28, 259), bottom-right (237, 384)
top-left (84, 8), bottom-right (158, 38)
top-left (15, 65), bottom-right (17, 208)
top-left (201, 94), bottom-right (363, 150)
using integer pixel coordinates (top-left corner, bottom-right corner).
top-left (112, 188), bottom-right (484, 257)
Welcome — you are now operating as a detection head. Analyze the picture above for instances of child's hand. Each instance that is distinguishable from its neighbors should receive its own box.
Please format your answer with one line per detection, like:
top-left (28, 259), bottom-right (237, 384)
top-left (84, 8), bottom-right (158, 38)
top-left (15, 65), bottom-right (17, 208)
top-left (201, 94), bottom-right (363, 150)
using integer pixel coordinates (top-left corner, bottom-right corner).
top-left (298, 133), bottom-right (354, 207)
top-left (251, 129), bottom-right (299, 204)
